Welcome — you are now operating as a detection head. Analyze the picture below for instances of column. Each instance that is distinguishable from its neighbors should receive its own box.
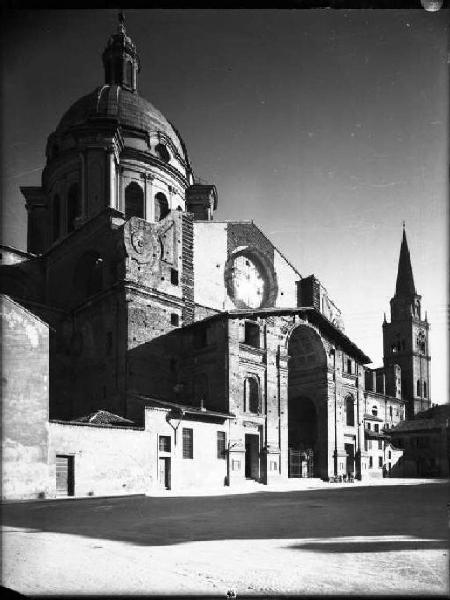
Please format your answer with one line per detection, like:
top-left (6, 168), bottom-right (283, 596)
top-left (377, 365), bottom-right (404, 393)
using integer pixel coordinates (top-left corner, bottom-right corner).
top-left (108, 149), bottom-right (116, 209)
top-left (145, 173), bottom-right (154, 221)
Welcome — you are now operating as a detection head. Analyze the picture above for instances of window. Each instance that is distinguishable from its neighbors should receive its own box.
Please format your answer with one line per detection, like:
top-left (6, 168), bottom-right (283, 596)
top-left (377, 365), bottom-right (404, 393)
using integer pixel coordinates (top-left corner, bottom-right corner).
top-left (369, 456), bottom-right (373, 468)
top-left (232, 459), bottom-right (241, 471)
top-left (159, 436), bottom-right (171, 452)
top-left (378, 439), bottom-right (383, 450)
top-left (372, 405), bottom-right (378, 417)
top-left (389, 406), bottom-right (393, 418)
top-left (114, 57), bottom-right (122, 83)
top-left (245, 377), bottom-right (259, 413)
top-left (125, 182), bottom-right (144, 220)
top-left (424, 381), bottom-right (427, 398)
top-left (374, 424), bottom-right (379, 433)
top-left (367, 422), bottom-right (371, 430)
top-left (345, 396), bottom-right (354, 426)
top-left (416, 379), bottom-right (421, 397)
top-left (378, 456), bottom-right (383, 468)
top-left (67, 183), bottom-right (81, 232)
top-left (170, 268), bottom-right (179, 286)
top-left (244, 321), bottom-right (260, 348)
top-left (125, 60), bottom-right (133, 87)
top-left (170, 313), bottom-right (179, 326)
top-left (347, 359), bottom-right (352, 374)
top-left (182, 428), bottom-right (193, 459)
top-left (154, 192), bottom-right (169, 221)
top-left (155, 143), bottom-right (170, 163)
top-left (217, 432), bottom-right (226, 459)
top-left (53, 195), bottom-right (61, 241)
top-left (388, 450), bottom-right (391, 459)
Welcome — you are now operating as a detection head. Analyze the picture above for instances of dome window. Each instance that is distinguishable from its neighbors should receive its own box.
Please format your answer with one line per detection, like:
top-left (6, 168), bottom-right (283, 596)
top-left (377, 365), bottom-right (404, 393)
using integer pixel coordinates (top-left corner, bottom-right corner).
top-left (125, 60), bottom-right (133, 88)
top-left (67, 183), bottom-right (81, 233)
top-left (154, 192), bottom-right (169, 222)
top-left (125, 182), bottom-right (144, 220)
top-left (155, 143), bottom-right (170, 163)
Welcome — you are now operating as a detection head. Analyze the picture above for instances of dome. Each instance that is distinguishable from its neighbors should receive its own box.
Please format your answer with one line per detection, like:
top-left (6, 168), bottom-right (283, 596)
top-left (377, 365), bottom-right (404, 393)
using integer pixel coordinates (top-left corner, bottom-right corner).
top-left (56, 84), bottom-right (190, 165)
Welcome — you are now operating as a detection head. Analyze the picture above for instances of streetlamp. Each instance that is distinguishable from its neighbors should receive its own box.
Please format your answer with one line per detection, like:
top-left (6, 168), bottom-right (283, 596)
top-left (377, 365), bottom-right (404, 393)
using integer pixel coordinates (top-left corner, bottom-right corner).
top-left (166, 407), bottom-right (184, 446)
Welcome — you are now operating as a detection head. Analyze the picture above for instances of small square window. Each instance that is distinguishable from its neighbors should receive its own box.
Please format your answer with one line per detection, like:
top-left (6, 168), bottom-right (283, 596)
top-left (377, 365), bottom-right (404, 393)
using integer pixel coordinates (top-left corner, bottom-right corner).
top-left (159, 436), bottom-right (171, 452)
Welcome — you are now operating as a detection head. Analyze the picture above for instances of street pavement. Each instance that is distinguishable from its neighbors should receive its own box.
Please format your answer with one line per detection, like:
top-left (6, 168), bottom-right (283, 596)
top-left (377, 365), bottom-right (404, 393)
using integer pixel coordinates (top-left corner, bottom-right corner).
top-left (2, 479), bottom-right (448, 596)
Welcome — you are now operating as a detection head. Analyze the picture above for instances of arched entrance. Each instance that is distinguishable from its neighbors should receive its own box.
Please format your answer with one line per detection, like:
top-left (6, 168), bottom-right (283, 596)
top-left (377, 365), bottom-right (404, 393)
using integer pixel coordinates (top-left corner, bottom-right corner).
top-left (287, 324), bottom-right (328, 479)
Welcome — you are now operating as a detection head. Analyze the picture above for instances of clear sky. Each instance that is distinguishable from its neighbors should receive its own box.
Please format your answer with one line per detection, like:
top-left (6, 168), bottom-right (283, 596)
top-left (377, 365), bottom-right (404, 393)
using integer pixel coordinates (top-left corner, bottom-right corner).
top-left (1, 9), bottom-right (448, 403)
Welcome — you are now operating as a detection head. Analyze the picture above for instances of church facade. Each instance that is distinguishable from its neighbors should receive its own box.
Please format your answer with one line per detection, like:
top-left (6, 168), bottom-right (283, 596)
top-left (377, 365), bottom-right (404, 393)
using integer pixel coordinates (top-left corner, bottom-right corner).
top-left (1, 19), bottom-right (430, 498)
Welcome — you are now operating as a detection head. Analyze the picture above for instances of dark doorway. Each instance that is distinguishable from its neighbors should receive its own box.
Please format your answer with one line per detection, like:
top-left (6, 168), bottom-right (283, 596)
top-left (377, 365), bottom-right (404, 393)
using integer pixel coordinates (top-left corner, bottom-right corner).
top-left (345, 443), bottom-right (355, 476)
top-left (288, 325), bottom-right (328, 478)
top-left (56, 455), bottom-right (74, 497)
top-left (158, 457), bottom-right (171, 490)
top-left (288, 397), bottom-right (319, 477)
top-left (245, 434), bottom-right (259, 480)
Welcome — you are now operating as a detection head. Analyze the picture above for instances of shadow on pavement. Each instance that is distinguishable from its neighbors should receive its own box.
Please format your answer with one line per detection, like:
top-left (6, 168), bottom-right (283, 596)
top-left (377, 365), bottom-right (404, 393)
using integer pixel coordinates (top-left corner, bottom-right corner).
top-left (287, 539), bottom-right (448, 553)
top-left (1, 483), bottom-right (448, 550)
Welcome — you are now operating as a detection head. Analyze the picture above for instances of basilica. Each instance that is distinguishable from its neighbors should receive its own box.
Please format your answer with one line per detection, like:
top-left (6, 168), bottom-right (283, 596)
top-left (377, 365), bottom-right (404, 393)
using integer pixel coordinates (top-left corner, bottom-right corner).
top-left (1, 17), bottom-right (432, 499)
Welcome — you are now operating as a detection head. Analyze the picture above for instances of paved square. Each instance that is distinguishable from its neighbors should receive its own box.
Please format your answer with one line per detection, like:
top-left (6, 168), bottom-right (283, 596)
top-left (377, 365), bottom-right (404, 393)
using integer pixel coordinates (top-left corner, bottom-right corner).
top-left (2, 481), bottom-right (448, 596)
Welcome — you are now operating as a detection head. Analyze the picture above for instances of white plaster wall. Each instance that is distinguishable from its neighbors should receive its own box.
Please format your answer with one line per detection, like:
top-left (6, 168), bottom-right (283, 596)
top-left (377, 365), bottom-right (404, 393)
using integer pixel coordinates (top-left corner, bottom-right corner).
top-left (145, 407), bottom-right (229, 491)
top-left (48, 422), bottom-right (151, 497)
top-left (193, 222), bottom-right (228, 311)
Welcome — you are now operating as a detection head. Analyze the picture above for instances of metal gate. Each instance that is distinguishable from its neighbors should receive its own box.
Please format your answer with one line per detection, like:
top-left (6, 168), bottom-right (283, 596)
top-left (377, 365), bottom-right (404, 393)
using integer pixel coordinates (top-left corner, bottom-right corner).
top-left (56, 455), bottom-right (74, 496)
top-left (288, 448), bottom-right (314, 478)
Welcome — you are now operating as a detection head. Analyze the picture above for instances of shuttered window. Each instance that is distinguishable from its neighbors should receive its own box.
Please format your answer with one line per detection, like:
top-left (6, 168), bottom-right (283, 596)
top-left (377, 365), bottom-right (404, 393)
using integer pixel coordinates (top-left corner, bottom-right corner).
top-left (182, 428), bottom-right (193, 459)
top-left (217, 431), bottom-right (226, 459)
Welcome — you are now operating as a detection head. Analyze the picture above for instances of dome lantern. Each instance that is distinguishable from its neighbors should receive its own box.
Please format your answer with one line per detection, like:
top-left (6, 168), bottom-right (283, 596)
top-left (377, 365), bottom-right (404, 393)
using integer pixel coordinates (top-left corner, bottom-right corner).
top-left (102, 11), bottom-right (140, 93)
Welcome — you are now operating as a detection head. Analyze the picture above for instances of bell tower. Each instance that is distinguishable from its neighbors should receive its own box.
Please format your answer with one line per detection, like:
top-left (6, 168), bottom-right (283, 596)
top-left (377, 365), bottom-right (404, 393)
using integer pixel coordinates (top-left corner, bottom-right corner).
top-left (383, 226), bottom-right (431, 418)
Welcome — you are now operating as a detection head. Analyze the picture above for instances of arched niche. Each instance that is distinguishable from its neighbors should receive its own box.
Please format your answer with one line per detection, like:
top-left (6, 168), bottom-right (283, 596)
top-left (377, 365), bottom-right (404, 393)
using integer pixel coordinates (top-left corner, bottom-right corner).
top-left (125, 182), bottom-right (144, 220)
top-left (67, 182), bottom-right (81, 233)
top-left (154, 192), bottom-right (169, 222)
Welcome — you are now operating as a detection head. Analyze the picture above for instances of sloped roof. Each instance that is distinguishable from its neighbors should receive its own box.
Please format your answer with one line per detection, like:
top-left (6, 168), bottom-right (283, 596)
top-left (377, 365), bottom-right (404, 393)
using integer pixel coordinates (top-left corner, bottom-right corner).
top-left (72, 410), bottom-right (135, 426)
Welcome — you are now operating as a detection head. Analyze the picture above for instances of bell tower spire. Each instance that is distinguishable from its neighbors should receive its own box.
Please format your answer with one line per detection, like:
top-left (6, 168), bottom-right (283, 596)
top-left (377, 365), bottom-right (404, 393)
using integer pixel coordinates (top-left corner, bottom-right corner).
top-left (382, 227), bottom-right (431, 418)
top-left (395, 224), bottom-right (416, 297)
top-left (102, 11), bottom-right (140, 92)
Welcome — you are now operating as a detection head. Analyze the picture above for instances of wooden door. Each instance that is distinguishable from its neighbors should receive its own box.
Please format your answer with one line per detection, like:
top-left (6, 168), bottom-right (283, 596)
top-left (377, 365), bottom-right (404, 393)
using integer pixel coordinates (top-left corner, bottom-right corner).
top-left (56, 455), bottom-right (74, 497)
top-left (159, 457), bottom-right (170, 489)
